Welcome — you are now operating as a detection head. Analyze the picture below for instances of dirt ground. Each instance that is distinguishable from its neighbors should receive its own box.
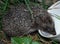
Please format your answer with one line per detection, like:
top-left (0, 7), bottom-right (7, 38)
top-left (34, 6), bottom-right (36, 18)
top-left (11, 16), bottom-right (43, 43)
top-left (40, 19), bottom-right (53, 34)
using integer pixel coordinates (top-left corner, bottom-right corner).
top-left (0, 31), bottom-right (54, 44)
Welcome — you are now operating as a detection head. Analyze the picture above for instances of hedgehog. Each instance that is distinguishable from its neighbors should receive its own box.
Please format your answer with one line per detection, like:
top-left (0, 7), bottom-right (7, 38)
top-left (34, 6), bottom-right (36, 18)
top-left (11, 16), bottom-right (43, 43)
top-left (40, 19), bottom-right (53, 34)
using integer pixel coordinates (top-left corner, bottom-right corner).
top-left (2, 3), bottom-right (56, 37)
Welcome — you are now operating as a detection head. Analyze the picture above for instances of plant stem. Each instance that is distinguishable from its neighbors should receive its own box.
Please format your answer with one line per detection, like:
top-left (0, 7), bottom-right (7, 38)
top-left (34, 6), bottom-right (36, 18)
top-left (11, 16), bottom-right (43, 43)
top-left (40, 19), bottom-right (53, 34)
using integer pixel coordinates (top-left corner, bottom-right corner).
top-left (3, 0), bottom-right (9, 11)
top-left (42, 0), bottom-right (46, 9)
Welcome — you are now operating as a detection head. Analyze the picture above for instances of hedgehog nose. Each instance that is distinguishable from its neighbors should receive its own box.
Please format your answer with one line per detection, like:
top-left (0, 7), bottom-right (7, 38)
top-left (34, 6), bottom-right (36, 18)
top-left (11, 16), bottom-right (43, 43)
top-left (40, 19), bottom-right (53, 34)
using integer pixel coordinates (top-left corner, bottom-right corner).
top-left (47, 27), bottom-right (56, 35)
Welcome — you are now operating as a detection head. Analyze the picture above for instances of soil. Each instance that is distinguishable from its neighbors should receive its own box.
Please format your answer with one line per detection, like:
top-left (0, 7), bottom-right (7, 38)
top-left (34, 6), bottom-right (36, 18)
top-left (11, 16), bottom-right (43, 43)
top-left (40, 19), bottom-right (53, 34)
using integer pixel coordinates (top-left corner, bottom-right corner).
top-left (0, 31), bottom-right (53, 44)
